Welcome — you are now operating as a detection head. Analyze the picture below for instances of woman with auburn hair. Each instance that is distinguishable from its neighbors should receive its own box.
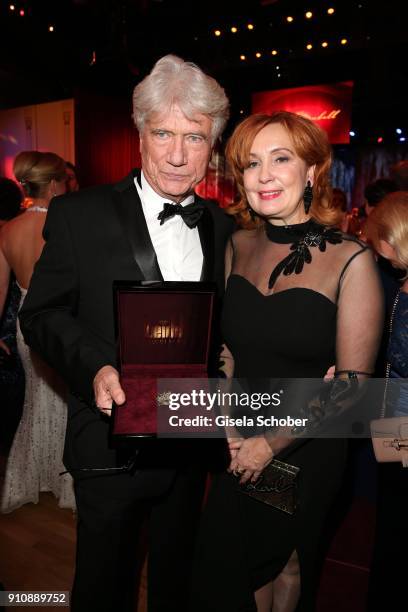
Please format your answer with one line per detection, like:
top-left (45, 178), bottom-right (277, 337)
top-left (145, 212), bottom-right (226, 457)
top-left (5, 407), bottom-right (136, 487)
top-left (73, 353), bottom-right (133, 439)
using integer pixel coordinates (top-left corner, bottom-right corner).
top-left (226, 111), bottom-right (338, 229)
top-left (0, 151), bottom-right (75, 513)
top-left (365, 191), bottom-right (408, 610)
top-left (193, 112), bottom-right (383, 611)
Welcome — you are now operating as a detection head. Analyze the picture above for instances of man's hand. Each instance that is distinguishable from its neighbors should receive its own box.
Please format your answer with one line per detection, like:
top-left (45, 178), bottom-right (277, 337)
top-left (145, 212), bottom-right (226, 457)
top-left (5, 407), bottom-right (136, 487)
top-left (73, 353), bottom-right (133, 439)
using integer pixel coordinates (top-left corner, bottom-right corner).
top-left (93, 365), bottom-right (126, 416)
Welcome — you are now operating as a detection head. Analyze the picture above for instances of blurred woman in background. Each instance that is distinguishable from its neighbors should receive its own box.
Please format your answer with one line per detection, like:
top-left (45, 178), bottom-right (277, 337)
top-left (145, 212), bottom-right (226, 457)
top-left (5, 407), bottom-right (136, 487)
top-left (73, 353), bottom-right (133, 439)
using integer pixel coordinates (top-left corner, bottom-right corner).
top-left (0, 151), bottom-right (75, 513)
top-left (0, 177), bottom-right (24, 450)
top-left (366, 191), bottom-right (408, 610)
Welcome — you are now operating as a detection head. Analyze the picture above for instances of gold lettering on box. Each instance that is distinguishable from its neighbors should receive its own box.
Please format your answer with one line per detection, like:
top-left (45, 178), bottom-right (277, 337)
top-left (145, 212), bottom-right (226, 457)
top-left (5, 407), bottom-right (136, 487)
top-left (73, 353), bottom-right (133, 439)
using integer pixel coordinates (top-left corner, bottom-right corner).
top-left (145, 320), bottom-right (183, 344)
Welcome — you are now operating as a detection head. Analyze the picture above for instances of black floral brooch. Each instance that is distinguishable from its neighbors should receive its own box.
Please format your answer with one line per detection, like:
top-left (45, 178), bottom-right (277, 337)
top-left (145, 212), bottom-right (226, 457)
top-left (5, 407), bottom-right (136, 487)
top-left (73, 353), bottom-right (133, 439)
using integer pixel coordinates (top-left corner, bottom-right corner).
top-left (266, 221), bottom-right (343, 289)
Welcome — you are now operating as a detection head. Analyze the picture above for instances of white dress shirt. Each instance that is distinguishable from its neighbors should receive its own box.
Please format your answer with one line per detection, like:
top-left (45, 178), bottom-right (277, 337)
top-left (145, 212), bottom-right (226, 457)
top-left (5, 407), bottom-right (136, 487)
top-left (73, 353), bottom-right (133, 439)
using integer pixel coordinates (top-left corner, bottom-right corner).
top-left (135, 172), bottom-right (204, 281)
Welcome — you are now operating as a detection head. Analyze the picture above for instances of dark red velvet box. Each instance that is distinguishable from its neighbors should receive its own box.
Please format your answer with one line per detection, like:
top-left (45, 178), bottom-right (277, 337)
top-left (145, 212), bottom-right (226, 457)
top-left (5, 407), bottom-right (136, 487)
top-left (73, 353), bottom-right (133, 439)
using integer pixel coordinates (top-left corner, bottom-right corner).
top-left (111, 281), bottom-right (216, 437)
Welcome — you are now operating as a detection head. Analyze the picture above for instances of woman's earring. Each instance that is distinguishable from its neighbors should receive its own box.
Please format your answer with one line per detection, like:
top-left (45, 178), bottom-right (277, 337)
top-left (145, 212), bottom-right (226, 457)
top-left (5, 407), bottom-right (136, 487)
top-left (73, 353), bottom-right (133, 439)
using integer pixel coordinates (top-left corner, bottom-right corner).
top-left (248, 206), bottom-right (257, 221)
top-left (303, 180), bottom-right (313, 214)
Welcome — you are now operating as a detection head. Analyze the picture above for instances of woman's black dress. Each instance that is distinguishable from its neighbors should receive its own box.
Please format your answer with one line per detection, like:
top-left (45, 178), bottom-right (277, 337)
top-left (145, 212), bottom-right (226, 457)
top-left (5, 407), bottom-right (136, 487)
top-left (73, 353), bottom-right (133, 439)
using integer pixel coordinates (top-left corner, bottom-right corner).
top-left (192, 220), bottom-right (383, 612)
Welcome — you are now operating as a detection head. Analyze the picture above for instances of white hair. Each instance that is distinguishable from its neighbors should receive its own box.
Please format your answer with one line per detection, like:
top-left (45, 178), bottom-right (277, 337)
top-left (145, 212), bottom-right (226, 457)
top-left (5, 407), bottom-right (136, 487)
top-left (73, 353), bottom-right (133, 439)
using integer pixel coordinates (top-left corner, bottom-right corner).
top-left (132, 55), bottom-right (230, 144)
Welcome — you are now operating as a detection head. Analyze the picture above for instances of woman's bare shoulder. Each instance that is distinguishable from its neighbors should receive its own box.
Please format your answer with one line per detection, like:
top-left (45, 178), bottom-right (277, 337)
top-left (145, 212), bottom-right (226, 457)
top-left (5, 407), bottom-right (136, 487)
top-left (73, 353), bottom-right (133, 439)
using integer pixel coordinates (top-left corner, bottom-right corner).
top-left (1, 212), bottom-right (43, 253)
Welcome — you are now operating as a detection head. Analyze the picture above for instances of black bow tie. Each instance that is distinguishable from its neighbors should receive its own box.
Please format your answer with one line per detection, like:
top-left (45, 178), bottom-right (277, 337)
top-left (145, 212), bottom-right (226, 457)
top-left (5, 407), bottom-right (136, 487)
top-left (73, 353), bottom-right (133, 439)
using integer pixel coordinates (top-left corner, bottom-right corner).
top-left (157, 201), bottom-right (205, 229)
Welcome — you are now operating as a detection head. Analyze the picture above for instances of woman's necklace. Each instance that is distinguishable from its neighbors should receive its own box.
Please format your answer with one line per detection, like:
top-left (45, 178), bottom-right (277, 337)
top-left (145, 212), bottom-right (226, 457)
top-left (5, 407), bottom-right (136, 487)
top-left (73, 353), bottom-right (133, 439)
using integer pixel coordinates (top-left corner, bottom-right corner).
top-left (265, 220), bottom-right (343, 289)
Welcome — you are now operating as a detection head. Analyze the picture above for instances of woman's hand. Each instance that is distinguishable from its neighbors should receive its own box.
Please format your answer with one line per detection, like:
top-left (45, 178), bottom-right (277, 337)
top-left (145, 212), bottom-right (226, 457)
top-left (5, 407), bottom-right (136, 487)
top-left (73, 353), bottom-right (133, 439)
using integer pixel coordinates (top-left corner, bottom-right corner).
top-left (324, 364), bottom-right (336, 381)
top-left (227, 436), bottom-right (244, 461)
top-left (229, 436), bottom-right (273, 484)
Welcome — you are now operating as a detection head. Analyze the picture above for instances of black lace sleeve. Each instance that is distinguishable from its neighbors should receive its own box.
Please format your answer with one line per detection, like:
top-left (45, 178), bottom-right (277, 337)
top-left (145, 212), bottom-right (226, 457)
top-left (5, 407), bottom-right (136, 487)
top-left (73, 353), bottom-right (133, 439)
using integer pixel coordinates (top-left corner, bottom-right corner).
top-left (267, 247), bottom-right (384, 449)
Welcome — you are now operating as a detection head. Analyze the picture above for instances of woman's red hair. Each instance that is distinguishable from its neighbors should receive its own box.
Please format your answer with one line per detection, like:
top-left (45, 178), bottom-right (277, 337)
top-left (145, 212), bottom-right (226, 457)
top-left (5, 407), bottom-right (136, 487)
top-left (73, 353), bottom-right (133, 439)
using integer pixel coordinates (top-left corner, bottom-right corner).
top-left (225, 111), bottom-right (341, 228)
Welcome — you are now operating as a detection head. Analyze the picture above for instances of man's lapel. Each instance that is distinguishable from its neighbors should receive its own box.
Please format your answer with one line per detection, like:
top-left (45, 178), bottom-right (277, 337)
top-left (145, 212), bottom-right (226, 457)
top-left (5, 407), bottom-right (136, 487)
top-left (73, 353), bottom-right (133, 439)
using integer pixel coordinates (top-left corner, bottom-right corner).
top-left (113, 169), bottom-right (164, 281)
top-left (196, 195), bottom-right (215, 282)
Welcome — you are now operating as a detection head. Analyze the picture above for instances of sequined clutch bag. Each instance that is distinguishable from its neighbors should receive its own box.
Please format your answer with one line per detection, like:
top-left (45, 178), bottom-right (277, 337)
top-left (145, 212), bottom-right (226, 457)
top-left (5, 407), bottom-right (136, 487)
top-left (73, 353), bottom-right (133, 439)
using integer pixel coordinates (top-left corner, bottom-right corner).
top-left (237, 458), bottom-right (300, 515)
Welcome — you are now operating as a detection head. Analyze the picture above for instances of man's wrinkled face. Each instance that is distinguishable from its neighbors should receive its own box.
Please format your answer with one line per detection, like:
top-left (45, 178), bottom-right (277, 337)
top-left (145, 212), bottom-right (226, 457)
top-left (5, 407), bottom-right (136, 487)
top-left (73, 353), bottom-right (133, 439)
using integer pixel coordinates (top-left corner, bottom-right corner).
top-left (140, 104), bottom-right (213, 202)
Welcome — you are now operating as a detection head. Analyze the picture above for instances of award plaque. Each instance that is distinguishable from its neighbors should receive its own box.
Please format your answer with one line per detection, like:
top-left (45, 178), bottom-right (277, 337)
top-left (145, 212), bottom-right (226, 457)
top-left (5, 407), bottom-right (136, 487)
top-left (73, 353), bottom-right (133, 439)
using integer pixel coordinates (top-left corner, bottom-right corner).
top-left (111, 281), bottom-right (216, 437)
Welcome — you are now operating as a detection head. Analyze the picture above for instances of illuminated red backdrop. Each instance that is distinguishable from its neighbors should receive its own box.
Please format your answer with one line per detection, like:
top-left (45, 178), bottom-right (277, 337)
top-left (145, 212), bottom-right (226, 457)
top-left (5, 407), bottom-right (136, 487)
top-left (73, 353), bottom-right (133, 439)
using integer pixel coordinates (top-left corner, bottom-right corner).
top-left (252, 81), bottom-right (353, 144)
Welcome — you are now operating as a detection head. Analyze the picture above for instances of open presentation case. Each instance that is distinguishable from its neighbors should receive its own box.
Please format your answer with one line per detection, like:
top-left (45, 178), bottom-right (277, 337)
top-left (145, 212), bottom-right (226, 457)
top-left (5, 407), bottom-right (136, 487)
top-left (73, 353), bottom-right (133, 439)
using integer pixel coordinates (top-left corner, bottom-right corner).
top-left (111, 281), bottom-right (216, 438)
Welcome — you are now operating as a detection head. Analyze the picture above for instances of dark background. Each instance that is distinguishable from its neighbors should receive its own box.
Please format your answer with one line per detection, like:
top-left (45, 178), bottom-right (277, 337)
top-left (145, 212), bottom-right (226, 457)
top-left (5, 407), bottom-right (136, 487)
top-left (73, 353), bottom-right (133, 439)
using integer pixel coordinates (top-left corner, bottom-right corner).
top-left (0, 0), bottom-right (406, 144)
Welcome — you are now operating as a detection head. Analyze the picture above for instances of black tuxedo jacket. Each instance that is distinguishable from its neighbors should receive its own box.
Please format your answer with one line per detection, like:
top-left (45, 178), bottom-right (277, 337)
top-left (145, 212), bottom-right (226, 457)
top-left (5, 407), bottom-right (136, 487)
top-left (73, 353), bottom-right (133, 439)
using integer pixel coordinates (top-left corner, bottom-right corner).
top-left (19, 170), bottom-right (233, 486)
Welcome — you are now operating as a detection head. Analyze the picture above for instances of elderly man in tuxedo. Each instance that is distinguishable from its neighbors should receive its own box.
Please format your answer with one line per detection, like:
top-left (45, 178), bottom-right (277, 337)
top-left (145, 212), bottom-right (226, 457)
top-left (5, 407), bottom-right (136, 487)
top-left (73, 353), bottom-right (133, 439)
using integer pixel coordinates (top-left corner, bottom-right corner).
top-left (19, 55), bottom-right (232, 612)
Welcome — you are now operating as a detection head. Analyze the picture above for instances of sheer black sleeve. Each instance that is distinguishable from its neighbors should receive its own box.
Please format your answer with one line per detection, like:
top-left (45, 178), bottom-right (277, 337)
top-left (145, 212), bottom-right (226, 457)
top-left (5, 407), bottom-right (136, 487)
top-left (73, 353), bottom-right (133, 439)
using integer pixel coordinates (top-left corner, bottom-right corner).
top-left (288, 246), bottom-right (384, 439)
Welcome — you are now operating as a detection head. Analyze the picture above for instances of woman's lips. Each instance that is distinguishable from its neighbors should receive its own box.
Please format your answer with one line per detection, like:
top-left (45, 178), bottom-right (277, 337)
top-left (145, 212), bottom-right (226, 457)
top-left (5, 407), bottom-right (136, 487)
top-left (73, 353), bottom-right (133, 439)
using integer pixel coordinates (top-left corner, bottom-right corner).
top-left (258, 190), bottom-right (282, 200)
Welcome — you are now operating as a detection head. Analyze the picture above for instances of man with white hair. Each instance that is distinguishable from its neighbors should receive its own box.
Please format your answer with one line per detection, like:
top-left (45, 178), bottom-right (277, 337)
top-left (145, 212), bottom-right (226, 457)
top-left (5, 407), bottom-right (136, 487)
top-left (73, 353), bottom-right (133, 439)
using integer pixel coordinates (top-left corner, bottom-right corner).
top-left (20, 55), bottom-right (232, 612)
